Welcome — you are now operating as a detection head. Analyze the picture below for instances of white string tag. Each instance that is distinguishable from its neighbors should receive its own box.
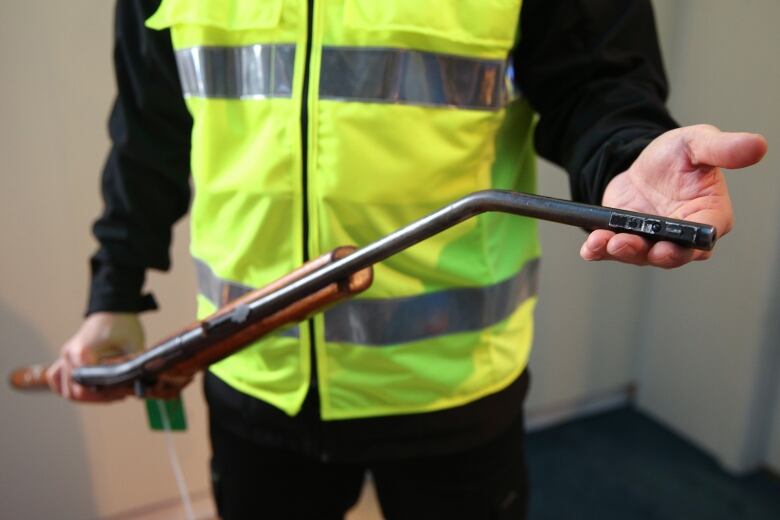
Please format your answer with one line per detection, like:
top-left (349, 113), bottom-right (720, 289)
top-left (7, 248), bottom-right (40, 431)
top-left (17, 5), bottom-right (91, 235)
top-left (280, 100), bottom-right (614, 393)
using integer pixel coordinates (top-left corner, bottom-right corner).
top-left (157, 399), bottom-right (196, 520)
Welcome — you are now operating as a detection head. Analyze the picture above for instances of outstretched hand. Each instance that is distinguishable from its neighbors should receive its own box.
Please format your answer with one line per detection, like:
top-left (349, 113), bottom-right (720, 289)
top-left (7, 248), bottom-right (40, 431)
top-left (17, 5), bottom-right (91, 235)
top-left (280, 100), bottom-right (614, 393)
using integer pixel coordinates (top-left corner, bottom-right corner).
top-left (581, 125), bottom-right (767, 268)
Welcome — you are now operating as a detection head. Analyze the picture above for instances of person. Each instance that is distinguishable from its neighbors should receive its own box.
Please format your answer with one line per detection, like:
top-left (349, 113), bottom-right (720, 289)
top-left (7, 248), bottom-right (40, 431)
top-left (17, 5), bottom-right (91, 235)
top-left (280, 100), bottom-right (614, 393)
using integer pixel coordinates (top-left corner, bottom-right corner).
top-left (47, 0), bottom-right (767, 518)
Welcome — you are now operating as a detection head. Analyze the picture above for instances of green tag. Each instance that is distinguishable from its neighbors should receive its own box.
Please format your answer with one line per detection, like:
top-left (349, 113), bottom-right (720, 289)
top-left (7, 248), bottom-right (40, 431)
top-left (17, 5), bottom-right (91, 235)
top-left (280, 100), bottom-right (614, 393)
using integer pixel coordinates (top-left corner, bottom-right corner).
top-left (145, 398), bottom-right (188, 431)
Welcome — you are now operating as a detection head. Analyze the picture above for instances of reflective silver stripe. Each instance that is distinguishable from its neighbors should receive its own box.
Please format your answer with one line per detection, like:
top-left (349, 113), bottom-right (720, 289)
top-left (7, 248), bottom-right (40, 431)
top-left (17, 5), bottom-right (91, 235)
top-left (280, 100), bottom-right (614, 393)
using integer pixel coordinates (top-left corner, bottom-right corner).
top-left (195, 258), bottom-right (539, 346)
top-left (194, 258), bottom-right (299, 338)
top-left (175, 45), bottom-right (296, 99)
top-left (174, 45), bottom-right (516, 106)
top-left (319, 47), bottom-right (509, 110)
top-left (324, 259), bottom-right (539, 345)
top-left (195, 258), bottom-right (254, 307)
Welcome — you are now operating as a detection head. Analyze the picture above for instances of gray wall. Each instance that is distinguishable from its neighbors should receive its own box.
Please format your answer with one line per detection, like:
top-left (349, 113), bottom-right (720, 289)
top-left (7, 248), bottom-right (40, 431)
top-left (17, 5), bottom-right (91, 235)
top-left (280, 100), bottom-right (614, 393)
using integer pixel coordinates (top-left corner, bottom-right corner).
top-left (531, 0), bottom-right (780, 474)
top-left (636, 0), bottom-right (780, 473)
top-left (530, 165), bottom-right (642, 413)
top-left (771, 387), bottom-right (780, 469)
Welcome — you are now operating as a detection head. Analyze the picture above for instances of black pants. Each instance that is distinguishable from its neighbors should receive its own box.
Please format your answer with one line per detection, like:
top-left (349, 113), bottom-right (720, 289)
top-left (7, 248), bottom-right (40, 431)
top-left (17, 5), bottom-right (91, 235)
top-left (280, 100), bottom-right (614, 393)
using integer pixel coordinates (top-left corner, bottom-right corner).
top-left (209, 408), bottom-right (528, 520)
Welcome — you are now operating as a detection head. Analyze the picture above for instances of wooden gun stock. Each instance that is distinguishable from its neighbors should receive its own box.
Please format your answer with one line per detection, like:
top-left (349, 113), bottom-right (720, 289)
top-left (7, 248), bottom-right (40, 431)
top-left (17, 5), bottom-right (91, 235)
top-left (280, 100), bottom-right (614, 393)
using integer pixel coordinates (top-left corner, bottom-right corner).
top-left (9, 364), bottom-right (47, 391)
top-left (9, 246), bottom-right (373, 395)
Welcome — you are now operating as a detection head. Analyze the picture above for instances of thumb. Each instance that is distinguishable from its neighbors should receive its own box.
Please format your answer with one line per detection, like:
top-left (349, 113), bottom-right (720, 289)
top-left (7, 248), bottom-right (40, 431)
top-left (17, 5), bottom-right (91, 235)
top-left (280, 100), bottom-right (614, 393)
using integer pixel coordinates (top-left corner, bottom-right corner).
top-left (686, 125), bottom-right (767, 170)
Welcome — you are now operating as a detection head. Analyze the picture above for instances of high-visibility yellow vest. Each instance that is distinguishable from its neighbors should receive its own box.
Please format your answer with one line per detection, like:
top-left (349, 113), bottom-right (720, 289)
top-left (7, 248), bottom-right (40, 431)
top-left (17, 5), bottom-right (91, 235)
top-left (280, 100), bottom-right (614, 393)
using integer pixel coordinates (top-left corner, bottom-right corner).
top-left (147, 0), bottom-right (540, 420)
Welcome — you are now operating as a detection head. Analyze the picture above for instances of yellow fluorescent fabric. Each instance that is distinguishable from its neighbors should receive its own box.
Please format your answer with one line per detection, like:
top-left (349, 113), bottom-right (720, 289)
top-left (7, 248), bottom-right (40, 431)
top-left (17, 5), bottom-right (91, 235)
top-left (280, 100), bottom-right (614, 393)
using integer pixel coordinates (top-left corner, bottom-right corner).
top-left (321, 297), bottom-right (537, 420)
top-left (149, 0), bottom-right (540, 420)
top-left (333, 0), bottom-right (523, 58)
top-left (147, 0), bottom-right (283, 31)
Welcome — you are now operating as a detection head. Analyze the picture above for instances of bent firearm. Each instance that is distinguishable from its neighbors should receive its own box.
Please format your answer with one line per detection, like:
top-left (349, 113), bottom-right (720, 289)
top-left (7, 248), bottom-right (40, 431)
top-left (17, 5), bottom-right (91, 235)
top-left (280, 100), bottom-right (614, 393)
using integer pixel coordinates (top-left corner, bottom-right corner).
top-left (9, 190), bottom-right (716, 395)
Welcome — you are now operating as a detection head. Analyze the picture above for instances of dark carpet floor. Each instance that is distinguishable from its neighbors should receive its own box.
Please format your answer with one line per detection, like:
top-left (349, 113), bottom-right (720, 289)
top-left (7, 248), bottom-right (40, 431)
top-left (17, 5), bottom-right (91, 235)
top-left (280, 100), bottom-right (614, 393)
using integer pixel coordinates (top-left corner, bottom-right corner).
top-left (525, 407), bottom-right (780, 520)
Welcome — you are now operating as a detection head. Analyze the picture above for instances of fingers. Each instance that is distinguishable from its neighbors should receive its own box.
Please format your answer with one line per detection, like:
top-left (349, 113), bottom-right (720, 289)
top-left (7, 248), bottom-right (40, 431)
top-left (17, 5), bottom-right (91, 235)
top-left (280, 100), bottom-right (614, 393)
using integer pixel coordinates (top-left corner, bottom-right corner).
top-left (581, 230), bottom-right (650, 264)
top-left (581, 231), bottom-right (707, 268)
top-left (47, 340), bottom-right (130, 403)
top-left (645, 241), bottom-right (697, 268)
top-left (48, 368), bottom-right (129, 402)
top-left (685, 125), bottom-right (768, 170)
top-left (46, 359), bottom-right (64, 395)
top-left (48, 356), bottom-right (75, 399)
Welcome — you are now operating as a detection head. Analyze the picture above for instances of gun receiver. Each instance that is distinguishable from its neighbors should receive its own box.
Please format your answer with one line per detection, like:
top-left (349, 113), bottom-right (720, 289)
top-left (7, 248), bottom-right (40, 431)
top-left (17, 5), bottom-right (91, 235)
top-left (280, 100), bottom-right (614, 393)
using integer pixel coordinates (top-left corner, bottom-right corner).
top-left (10, 246), bottom-right (372, 394)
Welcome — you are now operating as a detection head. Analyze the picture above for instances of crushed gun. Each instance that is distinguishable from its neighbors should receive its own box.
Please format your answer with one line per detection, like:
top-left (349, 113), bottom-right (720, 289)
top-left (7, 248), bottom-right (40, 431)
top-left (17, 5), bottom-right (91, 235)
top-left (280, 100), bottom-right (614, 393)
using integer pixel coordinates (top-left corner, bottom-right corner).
top-left (9, 190), bottom-right (716, 397)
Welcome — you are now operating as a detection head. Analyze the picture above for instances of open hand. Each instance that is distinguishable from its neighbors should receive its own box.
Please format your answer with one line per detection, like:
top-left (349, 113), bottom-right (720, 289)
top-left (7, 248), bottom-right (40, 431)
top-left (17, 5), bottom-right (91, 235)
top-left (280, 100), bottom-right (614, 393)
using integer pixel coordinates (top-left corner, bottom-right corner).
top-left (581, 125), bottom-right (767, 268)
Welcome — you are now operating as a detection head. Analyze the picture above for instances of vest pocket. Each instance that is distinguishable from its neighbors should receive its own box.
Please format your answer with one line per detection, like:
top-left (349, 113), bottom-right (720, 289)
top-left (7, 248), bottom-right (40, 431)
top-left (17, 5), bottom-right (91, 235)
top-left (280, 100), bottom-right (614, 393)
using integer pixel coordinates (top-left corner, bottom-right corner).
top-left (146, 0), bottom-right (283, 31)
top-left (343, 0), bottom-right (522, 49)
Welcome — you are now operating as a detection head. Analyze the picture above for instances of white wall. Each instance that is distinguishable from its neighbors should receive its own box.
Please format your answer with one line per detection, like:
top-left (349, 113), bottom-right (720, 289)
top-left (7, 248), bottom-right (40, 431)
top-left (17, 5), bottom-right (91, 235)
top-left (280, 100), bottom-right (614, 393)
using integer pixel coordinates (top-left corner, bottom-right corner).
top-left (637, 0), bottom-right (780, 473)
top-left (0, 1), bottom-right (212, 517)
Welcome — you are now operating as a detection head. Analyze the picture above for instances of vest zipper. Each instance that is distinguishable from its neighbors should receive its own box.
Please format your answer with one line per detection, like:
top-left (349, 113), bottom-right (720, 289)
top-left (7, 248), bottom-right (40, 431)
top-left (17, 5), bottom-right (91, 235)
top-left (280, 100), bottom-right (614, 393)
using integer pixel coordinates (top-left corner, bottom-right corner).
top-left (300, 0), bottom-right (328, 462)
top-left (300, 0), bottom-right (318, 387)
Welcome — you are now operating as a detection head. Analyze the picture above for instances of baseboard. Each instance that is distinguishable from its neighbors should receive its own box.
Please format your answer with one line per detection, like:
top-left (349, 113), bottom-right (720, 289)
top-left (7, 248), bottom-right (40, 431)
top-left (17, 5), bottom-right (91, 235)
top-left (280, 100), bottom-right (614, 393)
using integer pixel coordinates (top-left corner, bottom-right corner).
top-left (525, 384), bottom-right (635, 433)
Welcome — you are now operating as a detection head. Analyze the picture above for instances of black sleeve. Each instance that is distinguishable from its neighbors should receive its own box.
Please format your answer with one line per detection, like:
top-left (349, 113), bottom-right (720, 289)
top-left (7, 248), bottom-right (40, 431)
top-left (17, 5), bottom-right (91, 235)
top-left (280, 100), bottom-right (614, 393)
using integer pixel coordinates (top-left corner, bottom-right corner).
top-left (87, 0), bottom-right (192, 315)
top-left (514, 0), bottom-right (678, 204)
